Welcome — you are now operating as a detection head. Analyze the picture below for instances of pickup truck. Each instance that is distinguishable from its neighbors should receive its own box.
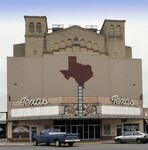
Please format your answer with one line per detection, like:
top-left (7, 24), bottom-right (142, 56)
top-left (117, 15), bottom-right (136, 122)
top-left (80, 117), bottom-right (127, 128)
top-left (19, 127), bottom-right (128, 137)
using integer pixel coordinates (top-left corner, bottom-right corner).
top-left (32, 128), bottom-right (80, 147)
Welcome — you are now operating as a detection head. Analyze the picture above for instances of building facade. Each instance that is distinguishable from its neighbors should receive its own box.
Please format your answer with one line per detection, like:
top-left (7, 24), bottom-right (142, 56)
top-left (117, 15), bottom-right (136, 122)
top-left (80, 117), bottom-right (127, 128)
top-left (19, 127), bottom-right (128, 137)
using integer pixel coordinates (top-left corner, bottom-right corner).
top-left (7, 16), bottom-right (143, 141)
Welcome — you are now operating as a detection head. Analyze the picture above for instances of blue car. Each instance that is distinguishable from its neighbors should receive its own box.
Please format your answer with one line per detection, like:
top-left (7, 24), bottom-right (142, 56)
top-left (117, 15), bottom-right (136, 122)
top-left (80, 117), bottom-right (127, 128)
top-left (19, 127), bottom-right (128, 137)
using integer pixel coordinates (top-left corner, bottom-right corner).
top-left (32, 128), bottom-right (80, 147)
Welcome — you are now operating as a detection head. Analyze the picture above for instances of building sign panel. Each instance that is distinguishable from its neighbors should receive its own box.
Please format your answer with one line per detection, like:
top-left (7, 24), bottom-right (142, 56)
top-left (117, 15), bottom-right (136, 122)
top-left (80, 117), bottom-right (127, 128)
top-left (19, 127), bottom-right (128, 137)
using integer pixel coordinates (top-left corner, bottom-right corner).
top-left (20, 97), bottom-right (48, 107)
top-left (101, 105), bottom-right (140, 116)
top-left (111, 95), bottom-right (134, 106)
top-left (11, 106), bottom-right (59, 117)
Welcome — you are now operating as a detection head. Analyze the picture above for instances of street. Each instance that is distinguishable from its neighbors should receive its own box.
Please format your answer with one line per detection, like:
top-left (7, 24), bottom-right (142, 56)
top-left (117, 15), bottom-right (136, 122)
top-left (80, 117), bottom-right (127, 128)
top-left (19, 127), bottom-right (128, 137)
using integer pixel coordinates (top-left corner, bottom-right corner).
top-left (0, 143), bottom-right (148, 150)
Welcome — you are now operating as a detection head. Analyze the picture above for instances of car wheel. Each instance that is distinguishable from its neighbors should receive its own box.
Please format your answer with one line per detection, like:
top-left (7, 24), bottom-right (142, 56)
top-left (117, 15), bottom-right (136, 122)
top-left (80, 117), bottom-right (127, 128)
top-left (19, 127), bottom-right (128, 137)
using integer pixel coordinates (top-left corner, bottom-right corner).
top-left (116, 139), bottom-right (122, 144)
top-left (33, 140), bottom-right (38, 146)
top-left (55, 140), bottom-right (61, 147)
top-left (136, 138), bottom-right (142, 144)
top-left (68, 142), bottom-right (74, 146)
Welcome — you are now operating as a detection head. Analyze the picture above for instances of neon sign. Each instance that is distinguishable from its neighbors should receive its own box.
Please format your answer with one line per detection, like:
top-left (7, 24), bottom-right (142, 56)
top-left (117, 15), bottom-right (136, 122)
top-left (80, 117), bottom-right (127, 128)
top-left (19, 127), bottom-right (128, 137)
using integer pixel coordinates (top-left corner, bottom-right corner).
top-left (20, 97), bottom-right (48, 107)
top-left (111, 95), bottom-right (134, 106)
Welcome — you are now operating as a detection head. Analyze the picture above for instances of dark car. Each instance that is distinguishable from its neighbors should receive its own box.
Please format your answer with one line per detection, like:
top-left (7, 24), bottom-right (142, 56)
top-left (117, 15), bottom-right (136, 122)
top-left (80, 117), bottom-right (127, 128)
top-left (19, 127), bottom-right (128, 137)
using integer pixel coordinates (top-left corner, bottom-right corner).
top-left (114, 131), bottom-right (148, 144)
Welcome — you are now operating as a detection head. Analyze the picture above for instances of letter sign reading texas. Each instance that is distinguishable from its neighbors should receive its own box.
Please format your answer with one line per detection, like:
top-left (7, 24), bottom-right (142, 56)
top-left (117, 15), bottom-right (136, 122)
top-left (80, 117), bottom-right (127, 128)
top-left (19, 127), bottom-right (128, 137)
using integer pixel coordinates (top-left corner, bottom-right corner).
top-left (60, 56), bottom-right (93, 88)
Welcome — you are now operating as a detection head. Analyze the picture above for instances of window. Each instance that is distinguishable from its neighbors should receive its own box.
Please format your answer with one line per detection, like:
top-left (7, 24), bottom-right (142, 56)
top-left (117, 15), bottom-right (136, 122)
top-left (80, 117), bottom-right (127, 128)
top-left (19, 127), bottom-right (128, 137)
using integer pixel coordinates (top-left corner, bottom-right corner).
top-left (80, 39), bottom-right (85, 47)
top-left (124, 131), bottom-right (132, 136)
top-left (12, 125), bottom-right (29, 139)
top-left (104, 124), bottom-right (111, 135)
top-left (124, 124), bottom-right (139, 131)
top-left (73, 37), bottom-right (79, 45)
top-left (44, 125), bottom-right (51, 129)
top-left (109, 25), bottom-right (114, 36)
top-left (29, 22), bottom-right (34, 33)
top-left (87, 41), bottom-right (92, 49)
top-left (67, 39), bottom-right (72, 47)
top-left (60, 41), bottom-right (65, 48)
top-left (133, 131), bottom-right (142, 135)
top-left (115, 25), bottom-right (121, 36)
top-left (36, 22), bottom-right (42, 33)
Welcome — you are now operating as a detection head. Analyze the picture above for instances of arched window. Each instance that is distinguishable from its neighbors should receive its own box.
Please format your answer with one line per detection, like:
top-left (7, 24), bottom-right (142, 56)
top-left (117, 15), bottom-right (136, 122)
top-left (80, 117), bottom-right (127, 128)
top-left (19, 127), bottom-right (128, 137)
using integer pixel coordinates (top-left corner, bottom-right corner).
top-left (54, 43), bottom-right (59, 50)
top-left (109, 25), bottom-right (114, 36)
top-left (93, 43), bottom-right (98, 51)
top-left (67, 39), bottom-right (72, 47)
top-left (87, 41), bottom-right (92, 49)
top-left (73, 37), bottom-right (79, 45)
top-left (116, 25), bottom-right (121, 36)
top-left (36, 22), bottom-right (42, 33)
top-left (80, 39), bottom-right (86, 47)
top-left (60, 41), bottom-right (65, 49)
top-left (29, 22), bottom-right (34, 33)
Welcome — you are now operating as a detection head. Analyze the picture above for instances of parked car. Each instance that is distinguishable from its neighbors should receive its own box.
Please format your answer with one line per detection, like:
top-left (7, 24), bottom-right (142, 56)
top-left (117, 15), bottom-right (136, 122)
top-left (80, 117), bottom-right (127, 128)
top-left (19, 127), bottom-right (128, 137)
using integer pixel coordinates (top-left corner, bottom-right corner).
top-left (114, 131), bottom-right (148, 144)
top-left (32, 128), bottom-right (80, 147)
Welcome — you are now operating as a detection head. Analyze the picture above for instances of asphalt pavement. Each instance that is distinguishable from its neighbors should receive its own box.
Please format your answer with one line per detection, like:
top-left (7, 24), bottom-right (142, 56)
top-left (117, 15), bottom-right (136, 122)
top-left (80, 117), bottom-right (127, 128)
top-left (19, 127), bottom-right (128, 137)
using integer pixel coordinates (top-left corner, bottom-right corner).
top-left (0, 139), bottom-right (114, 146)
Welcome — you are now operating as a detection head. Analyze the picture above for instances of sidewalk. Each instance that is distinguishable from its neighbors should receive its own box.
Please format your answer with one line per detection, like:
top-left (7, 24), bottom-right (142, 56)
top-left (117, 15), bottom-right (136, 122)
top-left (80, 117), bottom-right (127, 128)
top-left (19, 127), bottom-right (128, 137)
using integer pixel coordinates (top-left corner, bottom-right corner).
top-left (0, 140), bottom-right (32, 146)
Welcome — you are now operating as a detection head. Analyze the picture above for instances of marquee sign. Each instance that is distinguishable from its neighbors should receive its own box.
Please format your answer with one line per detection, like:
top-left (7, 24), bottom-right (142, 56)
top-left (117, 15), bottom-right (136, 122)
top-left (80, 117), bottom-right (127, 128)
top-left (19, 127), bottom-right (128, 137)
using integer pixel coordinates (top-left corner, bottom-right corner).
top-left (20, 97), bottom-right (48, 107)
top-left (111, 95), bottom-right (134, 106)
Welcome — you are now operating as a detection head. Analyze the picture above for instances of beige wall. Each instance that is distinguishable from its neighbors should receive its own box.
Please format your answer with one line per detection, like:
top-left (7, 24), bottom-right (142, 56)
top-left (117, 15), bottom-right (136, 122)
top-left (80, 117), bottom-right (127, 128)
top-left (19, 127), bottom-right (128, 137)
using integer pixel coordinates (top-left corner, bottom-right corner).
top-left (7, 57), bottom-right (43, 100)
top-left (7, 54), bottom-right (142, 101)
top-left (13, 43), bottom-right (25, 57)
top-left (46, 26), bottom-right (105, 54)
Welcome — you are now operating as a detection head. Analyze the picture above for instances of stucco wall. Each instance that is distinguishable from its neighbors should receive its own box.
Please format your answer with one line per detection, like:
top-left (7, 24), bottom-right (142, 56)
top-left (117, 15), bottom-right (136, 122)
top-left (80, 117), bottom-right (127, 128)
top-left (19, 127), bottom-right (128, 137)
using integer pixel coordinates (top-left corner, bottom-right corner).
top-left (7, 54), bottom-right (142, 101)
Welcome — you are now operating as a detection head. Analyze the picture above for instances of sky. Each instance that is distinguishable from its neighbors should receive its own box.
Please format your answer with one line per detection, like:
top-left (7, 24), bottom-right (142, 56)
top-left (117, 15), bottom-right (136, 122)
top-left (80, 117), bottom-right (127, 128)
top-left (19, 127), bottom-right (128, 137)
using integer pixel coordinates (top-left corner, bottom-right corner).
top-left (0, 0), bottom-right (148, 111)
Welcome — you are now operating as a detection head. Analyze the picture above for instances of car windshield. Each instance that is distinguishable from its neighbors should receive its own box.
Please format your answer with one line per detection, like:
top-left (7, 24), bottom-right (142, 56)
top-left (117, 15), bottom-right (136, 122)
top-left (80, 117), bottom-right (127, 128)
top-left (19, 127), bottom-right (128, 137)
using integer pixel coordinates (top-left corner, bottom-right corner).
top-left (137, 131), bottom-right (147, 134)
top-left (133, 131), bottom-right (142, 135)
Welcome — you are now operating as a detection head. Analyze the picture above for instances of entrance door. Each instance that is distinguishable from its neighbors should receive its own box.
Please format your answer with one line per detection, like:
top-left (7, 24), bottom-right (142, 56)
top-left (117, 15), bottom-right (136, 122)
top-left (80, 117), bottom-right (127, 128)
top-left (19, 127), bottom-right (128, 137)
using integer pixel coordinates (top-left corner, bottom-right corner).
top-left (89, 125), bottom-right (94, 139)
top-left (71, 125), bottom-right (83, 139)
top-left (95, 125), bottom-right (100, 139)
top-left (78, 125), bottom-right (83, 139)
top-left (145, 124), bottom-right (148, 133)
top-left (30, 126), bottom-right (37, 141)
top-left (116, 124), bottom-right (123, 136)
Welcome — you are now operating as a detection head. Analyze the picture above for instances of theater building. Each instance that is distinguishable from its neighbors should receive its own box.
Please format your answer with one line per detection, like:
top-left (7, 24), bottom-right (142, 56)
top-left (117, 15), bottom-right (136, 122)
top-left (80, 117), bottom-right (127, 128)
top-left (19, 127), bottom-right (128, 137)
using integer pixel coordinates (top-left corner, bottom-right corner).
top-left (7, 16), bottom-right (143, 141)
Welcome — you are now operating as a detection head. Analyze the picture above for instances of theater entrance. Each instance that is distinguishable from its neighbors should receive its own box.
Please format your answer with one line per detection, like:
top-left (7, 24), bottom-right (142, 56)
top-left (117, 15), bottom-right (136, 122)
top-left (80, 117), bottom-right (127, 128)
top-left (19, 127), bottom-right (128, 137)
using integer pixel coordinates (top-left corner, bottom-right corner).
top-left (53, 119), bottom-right (101, 140)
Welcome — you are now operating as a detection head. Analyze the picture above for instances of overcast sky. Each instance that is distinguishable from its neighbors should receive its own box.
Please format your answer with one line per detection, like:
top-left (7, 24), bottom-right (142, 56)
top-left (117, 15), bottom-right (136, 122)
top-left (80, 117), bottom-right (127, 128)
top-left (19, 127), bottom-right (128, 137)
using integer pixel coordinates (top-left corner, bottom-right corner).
top-left (0, 0), bottom-right (148, 112)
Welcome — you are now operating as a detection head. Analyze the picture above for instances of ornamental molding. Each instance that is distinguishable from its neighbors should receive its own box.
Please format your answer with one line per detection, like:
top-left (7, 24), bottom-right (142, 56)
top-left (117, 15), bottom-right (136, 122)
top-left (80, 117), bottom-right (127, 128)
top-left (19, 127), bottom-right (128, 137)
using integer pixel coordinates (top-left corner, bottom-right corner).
top-left (64, 104), bottom-right (98, 116)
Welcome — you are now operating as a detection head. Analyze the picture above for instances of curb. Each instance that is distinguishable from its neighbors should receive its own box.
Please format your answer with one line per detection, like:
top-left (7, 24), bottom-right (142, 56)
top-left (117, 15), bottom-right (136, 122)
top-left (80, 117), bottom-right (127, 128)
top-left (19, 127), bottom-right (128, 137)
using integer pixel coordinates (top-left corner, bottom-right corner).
top-left (0, 140), bottom-right (114, 146)
top-left (0, 142), bottom-right (32, 146)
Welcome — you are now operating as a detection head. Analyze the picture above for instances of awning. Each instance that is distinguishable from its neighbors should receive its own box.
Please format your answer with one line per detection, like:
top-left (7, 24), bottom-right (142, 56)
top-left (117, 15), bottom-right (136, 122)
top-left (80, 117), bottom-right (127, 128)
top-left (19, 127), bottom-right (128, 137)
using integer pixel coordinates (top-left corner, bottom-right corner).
top-left (13, 126), bottom-right (29, 133)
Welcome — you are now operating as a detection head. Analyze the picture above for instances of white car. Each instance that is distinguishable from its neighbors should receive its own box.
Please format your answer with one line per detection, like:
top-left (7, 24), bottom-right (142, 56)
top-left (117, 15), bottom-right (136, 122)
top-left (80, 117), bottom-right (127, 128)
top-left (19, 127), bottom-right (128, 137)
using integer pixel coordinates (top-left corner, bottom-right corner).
top-left (114, 131), bottom-right (148, 144)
